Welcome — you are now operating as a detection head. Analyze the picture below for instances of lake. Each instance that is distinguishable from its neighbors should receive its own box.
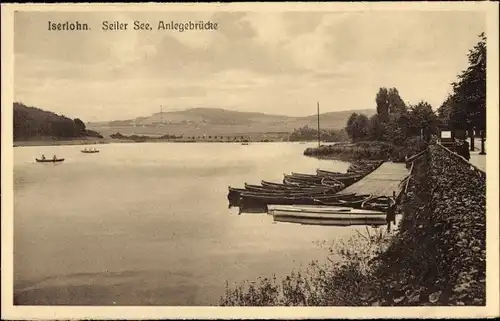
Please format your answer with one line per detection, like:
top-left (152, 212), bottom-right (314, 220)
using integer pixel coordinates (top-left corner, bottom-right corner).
top-left (13, 142), bottom-right (371, 305)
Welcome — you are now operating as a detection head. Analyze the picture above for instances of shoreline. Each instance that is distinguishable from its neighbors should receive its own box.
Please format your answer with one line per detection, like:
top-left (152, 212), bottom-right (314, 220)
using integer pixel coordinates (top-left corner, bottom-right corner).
top-left (13, 138), bottom-right (340, 148)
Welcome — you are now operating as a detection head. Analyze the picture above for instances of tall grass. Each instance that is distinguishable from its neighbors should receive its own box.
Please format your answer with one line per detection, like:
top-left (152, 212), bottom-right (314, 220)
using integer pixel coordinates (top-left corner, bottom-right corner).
top-left (220, 228), bottom-right (391, 306)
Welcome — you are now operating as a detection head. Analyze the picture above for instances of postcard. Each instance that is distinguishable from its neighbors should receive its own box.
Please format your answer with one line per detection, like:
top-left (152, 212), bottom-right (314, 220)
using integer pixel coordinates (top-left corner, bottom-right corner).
top-left (1, 2), bottom-right (499, 320)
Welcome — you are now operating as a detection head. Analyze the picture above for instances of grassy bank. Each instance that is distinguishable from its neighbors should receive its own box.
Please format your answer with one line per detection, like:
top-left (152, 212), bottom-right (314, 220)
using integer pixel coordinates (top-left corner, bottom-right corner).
top-left (220, 143), bottom-right (486, 306)
top-left (303, 138), bottom-right (427, 162)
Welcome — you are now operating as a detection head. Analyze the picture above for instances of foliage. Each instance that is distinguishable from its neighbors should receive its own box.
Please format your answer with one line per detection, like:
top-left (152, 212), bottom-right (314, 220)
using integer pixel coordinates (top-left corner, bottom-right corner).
top-left (441, 33), bottom-right (486, 133)
top-left (367, 114), bottom-right (386, 141)
top-left (408, 101), bottom-right (439, 141)
top-left (220, 230), bottom-right (390, 306)
top-left (375, 87), bottom-right (406, 122)
top-left (345, 113), bottom-right (370, 142)
top-left (13, 102), bottom-right (103, 140)
top-left (369, 146), bottom-right (485, 305)
top-left (289, 125), bottom-right (348, 142)
top-left (303, 137), bottom-right (427, 163)
top-left (344, 88), bottom-right (437, 145)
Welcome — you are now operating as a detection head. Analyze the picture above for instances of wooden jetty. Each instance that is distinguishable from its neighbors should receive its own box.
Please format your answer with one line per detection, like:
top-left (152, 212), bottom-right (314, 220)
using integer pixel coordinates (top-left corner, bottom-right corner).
top-left (341, 162), bottom-right (409, 198)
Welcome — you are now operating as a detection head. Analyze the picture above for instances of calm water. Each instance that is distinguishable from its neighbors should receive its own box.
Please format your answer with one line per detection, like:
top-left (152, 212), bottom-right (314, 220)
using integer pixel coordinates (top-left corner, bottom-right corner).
top-left (14, 142), bottom-right (368, 305)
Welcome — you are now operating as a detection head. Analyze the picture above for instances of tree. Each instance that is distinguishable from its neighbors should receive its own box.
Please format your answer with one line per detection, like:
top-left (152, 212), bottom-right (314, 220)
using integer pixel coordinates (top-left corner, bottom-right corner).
top-left (368, 114), bottom-right (386, 141)
top-left (409, 101), bottom-right (438, 142)
top-left (387, 88), bottom-right (407, 114)
top-left (376, 87), bottom-right (407, 122)
top-left (437, 95), bottom-right (454, 127)
top-left (449, 33), bottom-right (486, 153)
top-left (375, 88), bottom-right (389, 121)
top-left (345, 113), bottom-right (369, 141)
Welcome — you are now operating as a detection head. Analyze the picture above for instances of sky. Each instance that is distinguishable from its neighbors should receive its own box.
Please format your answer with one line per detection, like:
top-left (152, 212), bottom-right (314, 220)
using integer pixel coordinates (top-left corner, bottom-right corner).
top-left (14, 10), bottom-right (486, 121)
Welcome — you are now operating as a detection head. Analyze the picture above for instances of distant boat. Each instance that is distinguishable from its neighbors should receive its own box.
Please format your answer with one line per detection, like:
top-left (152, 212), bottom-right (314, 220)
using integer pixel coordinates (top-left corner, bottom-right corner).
top-left (81, 149), bottom-right (100, 153)
top-left (241, 142), bottom-right (249, 145)
top-left (36, 158), bottom-right (64, 163)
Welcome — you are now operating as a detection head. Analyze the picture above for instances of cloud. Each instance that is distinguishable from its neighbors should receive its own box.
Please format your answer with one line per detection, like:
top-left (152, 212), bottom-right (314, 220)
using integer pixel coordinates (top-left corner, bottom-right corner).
top-left (14, 10), bottom-right (486, 120)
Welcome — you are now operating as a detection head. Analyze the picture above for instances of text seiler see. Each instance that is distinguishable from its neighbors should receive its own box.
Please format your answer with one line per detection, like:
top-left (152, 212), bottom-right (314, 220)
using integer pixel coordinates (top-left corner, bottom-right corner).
top-left (102, 21), bottom-right (152, 31)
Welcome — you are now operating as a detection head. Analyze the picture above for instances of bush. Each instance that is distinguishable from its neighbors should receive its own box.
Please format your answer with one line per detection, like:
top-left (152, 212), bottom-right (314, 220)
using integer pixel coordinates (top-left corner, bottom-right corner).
top-left (304, 138), bottom-right (427, 162)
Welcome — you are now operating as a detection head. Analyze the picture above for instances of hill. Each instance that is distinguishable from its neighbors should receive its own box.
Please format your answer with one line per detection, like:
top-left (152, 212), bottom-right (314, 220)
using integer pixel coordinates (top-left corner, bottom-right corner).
top-left (13, 102), bottom-right (103, 141)
top-left (89, 108), bottom-right (376, 137)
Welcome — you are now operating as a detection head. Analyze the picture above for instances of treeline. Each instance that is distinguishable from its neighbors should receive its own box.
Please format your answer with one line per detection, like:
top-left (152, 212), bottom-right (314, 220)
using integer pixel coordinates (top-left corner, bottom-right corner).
top-left (345, 89), bottom-right (438, 145)
top-left (437, 33), bottom-right (486, 152)
top-left (13, 102), bottom-right (103, 140)
top-left (289, 125), bottom-right (348, 142)
top-left (110, 132), bottom-right (183, 141)
top-left (344, 32), bottom-right (486, 153)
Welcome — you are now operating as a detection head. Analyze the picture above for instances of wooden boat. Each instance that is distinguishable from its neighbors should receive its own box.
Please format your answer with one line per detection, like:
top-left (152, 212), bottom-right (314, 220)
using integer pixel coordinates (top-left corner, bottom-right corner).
top-left (271, 207), bottom-right (387, 226)
top-left (321, 176), bottom-right (344, 188)
top-left (282, 178), bottom-right (323, 188)
top-left (268, 205), bottom-right (385, 216)
top-left (284, 174), bottom-right (324, 184)
top-left (314, 194), bottom-right (373, 209)
top-left (361, 196), bottom-right (396, 211)
top-left (244, 183), bottom-right (332, 194)
top-left (229, 187), bottom-right (332, 198)
top-left (239, 192), bottom-right (358, 209)
top-left (261, 180), bottom-right (286, 188)
top-left (316, 169), bottom-right (346, 177)
top-left (261, 180), bottom-right (323, 190)
top-left (272, 215), bottom-right (386, 226)
top-left (228, 185), bottom-right (350, 206)
top-left (36, 158), bottom-right (65, 163)
top-left (81, 150), bottom-right (100, 153)
top-left (268, 204), bottom-right (361, 214)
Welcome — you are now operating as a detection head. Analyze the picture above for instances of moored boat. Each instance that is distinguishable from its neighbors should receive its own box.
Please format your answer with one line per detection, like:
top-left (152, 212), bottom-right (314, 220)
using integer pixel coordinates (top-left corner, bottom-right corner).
top-left (267, 204), bottom-right (379, 215)
top-left (361, 196), bottom-right (396, 211)
top-left (271, 207), bottom-right (387, 226)
top-left (273, 215), bottom-right (386, 226)
top-left (314, 194), bottom-right (373, 209)
top-left (316, 169), bottom-right (346, 177)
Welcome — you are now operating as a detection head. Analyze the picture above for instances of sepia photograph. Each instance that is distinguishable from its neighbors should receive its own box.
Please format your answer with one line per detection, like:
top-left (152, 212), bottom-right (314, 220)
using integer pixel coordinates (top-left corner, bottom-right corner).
top-left (1, 2), bottom-right (499, 319)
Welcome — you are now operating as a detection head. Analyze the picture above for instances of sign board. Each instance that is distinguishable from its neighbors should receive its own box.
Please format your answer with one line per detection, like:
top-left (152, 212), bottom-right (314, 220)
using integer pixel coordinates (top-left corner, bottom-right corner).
top-left (441, 131), bottom-right (452, 139)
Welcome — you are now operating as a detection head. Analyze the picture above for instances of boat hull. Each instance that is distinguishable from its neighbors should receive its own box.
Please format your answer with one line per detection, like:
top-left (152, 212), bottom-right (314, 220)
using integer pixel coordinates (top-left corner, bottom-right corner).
top-left (36, 158), bottom-right (65, 163)
top-left (273, 214), bottom-right (386, 226)
top-left (267, 204), bottom-right (384, 215)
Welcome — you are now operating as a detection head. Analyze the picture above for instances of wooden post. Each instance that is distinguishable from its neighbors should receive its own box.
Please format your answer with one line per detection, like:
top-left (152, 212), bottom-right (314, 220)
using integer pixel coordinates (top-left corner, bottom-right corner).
top-left (317, 101), bottom-right (320, 148)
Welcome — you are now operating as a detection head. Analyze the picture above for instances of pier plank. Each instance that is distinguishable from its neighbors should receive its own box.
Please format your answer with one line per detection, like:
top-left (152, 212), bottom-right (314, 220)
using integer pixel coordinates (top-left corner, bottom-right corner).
top-left (342, 162), bottom-right (409, 197)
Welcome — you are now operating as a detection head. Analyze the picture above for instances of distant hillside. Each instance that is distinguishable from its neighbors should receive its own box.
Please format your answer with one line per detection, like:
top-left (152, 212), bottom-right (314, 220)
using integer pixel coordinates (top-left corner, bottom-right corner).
top-left (13, 102), bottom-right (103, 141)
top-left (89, 107), bottom-right (376, 136)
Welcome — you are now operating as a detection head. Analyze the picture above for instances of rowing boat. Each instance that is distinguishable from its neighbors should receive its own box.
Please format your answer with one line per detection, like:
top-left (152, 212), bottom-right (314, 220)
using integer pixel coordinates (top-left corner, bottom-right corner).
top-left (268, 204), bottom-right (385, 216)
top-left (81, 150), bottom-right (100, 153)
top-left (271, 207), bottom-right (387, 226)
top-left (243, 183), bottom-right (333, 194)
top-left (36, 158), bottom-right (65, 163)
top-left (361, 196), bottom-right (396, 211)
top-left (272, 215), bottom-right (387, 226)
top-left (316, 169), bottom-right (346, 176)
top-left (268, 204), bottom-right (365, 214)
top-left (314, 194), bottom-right (373, 209)
top-left (238, 192), bottom-right (359, 210)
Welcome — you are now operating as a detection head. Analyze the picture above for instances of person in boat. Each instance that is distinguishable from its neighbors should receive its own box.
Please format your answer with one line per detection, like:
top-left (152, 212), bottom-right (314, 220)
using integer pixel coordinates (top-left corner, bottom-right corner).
top-left (41, 154), bottom-right (46, 160)
top-left (53, 155), bottom-right (57, 160)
